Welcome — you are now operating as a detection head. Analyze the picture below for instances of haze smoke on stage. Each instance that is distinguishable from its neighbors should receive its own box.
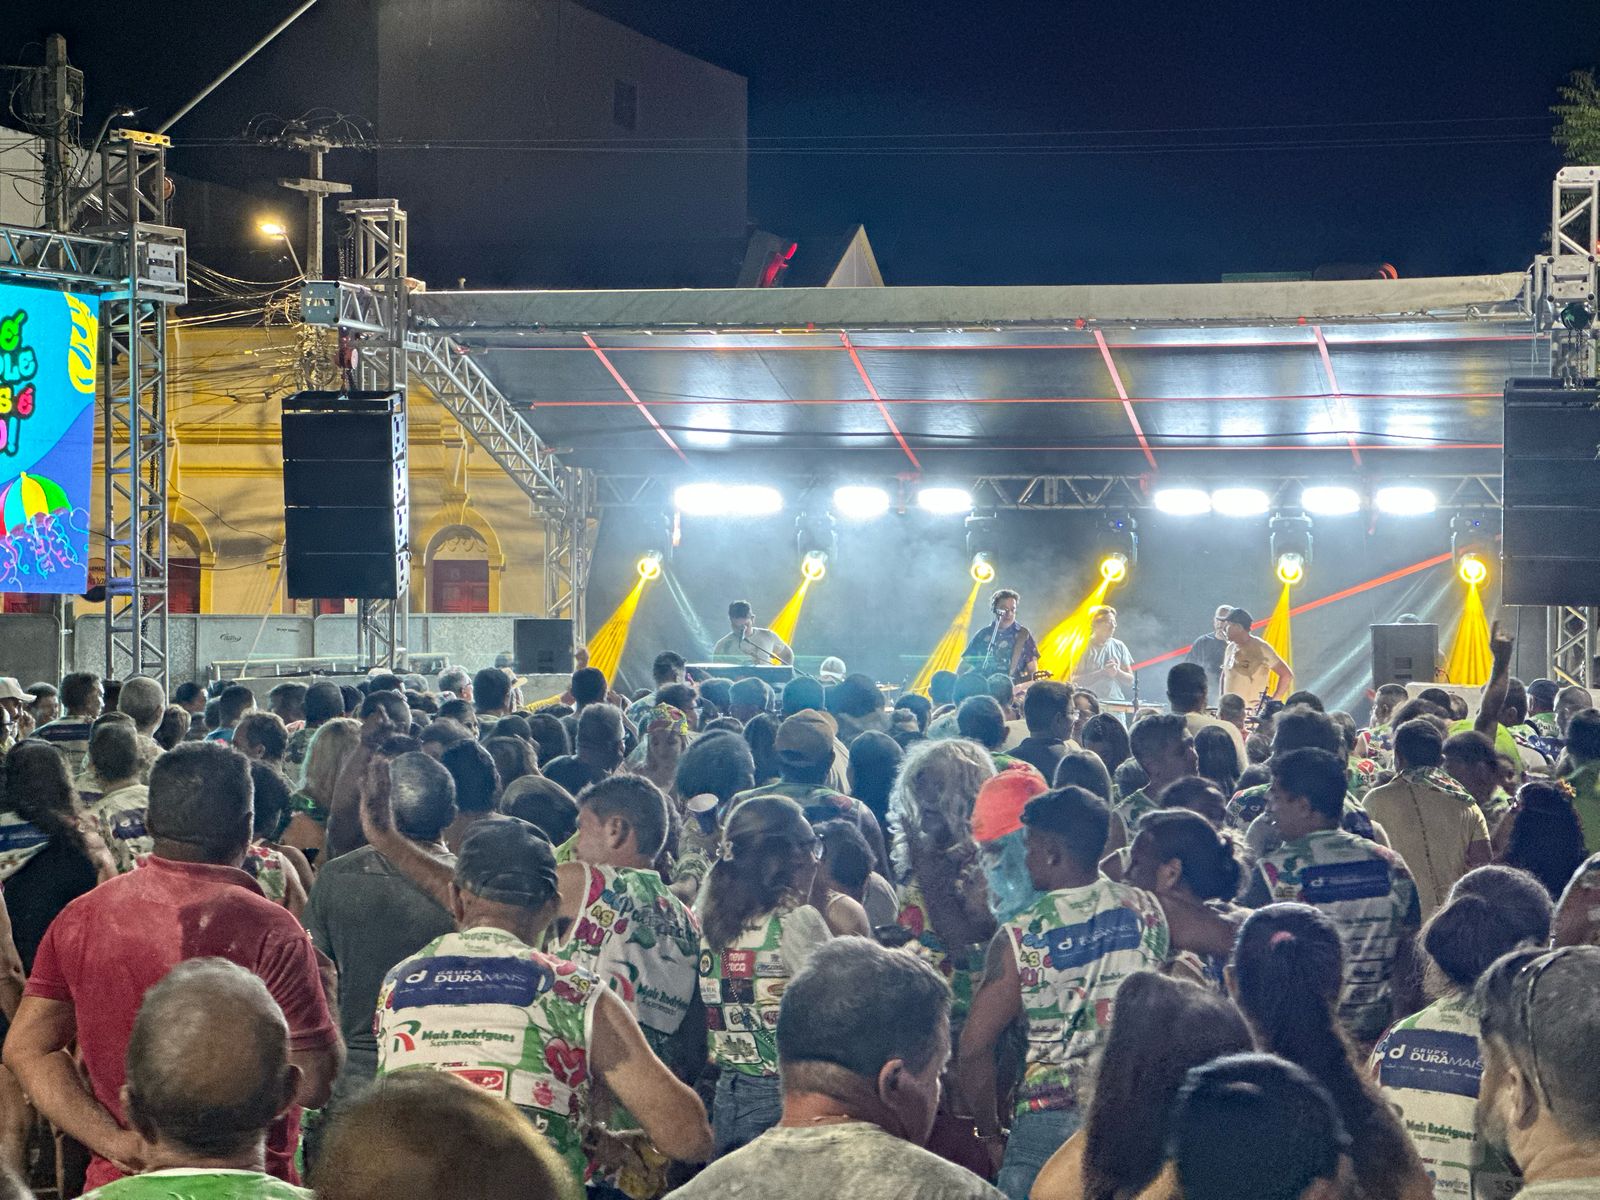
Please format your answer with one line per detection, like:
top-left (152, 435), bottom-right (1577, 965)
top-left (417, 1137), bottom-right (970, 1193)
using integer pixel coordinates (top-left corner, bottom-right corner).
top-left (1037, 577), bottom-right (1113, 680)
top-left (589, 575), bottom-right (652, 682)
top-left (1263, 583), bottom-right (1294, 695)
top-left (1445, 580), bottom-right (1492, 686)
top-left (909, 579), bottom-right (984, 695)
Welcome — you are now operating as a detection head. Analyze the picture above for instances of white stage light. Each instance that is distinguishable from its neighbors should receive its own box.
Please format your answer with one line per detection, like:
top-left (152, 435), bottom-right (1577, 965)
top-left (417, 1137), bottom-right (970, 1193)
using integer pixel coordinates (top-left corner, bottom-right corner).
top-left (726, 485), bottom-right (784, 515)
top-left (1301, 485), bottom-right (1361, 516)
top-left (832, 485), bottom-right (890, 519)
top-left (672, 483), bottom-right (783, 516)
top-left (1211, 487), bottom-right (1270, 517)
top-left (673, 483), bottom-right (729, 515)
top-left (917, 487), bottom-right (973, 515)
top-left (1152, 487), bottom-right (1212, 516)
top-left (1374, 486), bottom-right (1436, 516)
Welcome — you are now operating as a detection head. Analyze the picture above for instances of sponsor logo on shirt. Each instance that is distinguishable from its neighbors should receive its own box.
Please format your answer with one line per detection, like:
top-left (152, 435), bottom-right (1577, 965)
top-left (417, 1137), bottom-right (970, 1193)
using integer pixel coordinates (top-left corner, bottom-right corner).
top-left (1299, 858), bottom-right (1393, 903)
top-left (1378, 1029), bottom-right (1483, 1098)
top-left (390, 955), bottom-right (552, 1009)
top-left (1041, 906), bottom-right (1144, 971)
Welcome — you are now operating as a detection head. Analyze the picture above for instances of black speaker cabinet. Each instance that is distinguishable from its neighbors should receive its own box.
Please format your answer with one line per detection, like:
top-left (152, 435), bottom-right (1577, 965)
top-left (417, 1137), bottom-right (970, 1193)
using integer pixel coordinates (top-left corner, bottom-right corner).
top-left (281, 391), bottom-right (409, 600)
top-left (514, 618), bottom-right (574, 676)
top-left (1503, 378), bottom-right (1600, 606)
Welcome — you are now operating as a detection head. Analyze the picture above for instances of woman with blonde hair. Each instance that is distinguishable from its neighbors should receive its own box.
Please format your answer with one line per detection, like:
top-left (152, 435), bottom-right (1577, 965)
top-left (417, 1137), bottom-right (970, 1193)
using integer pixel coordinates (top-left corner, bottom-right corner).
top-left (283, 716), bottom-right (361, 864)
top-left (888, 738), bottom-right (997, 1027)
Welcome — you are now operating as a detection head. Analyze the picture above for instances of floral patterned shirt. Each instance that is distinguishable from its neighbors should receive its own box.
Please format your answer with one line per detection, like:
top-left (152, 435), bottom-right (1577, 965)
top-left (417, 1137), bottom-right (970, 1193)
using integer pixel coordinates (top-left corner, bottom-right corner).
top-left (376, 925), bottom-right (604, 1186)
top-left (1002, 876), bottom-right (1170, 1116)
top-left (1243, 828), bottom-right (1421, 1042)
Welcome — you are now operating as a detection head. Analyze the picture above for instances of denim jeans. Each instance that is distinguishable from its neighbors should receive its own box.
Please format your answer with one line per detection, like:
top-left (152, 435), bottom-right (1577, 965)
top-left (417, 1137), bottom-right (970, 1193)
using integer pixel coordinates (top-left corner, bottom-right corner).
top-left (712, 1071), bottom-right (784, 1158)
top-left (997, 1107), bottom-right (1080, 1200)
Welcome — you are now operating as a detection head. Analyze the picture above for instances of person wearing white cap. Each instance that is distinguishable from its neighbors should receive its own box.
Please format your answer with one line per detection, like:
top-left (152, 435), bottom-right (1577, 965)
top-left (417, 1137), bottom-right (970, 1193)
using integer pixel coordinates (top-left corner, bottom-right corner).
top-left (0, 678), bottom-right (29, 752)
top-left (818, 657), bottom-right (847, 686)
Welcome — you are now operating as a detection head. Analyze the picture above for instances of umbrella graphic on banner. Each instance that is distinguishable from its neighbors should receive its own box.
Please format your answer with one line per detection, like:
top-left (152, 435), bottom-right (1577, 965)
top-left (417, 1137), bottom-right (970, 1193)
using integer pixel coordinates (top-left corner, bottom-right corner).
top-left (0, 470), bottom-right (71, 534)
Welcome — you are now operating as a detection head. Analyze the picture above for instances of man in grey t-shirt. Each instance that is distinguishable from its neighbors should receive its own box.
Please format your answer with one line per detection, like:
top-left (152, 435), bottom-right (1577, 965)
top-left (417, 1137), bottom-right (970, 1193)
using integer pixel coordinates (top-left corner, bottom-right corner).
top-left (304, 752), bottom-right (458, 1104)
top-left (667, 938), bottom-right (1002, 1200)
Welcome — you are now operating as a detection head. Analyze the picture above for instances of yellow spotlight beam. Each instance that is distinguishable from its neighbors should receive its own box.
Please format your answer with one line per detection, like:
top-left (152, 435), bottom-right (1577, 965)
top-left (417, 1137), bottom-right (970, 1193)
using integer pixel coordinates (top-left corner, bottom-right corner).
top-left (909, 579), bottom-right (984, 695)
top-left (1445, 581), bottom-right (1492, 686)
top-left (1263, 583), bottom-right (1294, 696)
top-left (1036, 578), bottom-right (1112, 681)
top-left (587, 576), bottom-right (650, 683)
top-left (768, 576), bottom-right (812, 647)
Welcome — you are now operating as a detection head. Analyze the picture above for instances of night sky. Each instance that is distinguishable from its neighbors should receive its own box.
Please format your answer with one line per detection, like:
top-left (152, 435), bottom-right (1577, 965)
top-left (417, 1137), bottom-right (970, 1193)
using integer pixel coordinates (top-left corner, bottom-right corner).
top-left (6, 0), bottom-right (1598, 283)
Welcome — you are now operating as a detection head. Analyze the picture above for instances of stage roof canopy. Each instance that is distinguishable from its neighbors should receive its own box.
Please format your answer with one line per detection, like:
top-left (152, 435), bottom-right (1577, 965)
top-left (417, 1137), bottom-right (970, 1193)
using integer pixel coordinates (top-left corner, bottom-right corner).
top-left (409, 272), bottom-right (1538, 487)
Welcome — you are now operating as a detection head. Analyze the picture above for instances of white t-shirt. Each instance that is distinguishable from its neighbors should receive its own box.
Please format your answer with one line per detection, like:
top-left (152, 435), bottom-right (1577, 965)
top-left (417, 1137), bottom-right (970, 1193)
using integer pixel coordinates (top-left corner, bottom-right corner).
top-left (711, 626), bottom-right (794, 666)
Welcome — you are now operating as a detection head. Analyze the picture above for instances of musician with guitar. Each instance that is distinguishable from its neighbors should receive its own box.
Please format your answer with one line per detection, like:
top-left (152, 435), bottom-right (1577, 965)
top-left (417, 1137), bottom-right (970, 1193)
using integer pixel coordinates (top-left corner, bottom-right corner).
top-left (962, 588), bottom-right (1041, 682)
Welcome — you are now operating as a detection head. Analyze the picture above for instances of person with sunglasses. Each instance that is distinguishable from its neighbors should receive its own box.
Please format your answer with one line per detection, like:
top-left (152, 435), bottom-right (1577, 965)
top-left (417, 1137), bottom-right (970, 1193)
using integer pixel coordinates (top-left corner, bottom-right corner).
top-left (1476, 945), bottom-right (1600, 1198)
top-left (697, 794), bottom-right (833, 1157)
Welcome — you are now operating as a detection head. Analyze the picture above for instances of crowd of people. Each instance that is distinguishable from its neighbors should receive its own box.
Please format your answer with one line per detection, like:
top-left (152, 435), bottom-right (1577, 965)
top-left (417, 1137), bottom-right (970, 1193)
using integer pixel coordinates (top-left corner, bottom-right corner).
top-left (0, 617), bottom-right (1596, 1200)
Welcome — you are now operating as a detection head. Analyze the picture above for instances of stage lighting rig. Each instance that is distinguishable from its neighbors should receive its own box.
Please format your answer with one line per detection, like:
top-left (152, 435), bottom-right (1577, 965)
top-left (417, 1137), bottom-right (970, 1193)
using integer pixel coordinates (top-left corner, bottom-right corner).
top-left (1096, 512), bottom-right (1137, 584)
top-left (802, 551), bottom-right (829, 581)
top-left (1451, 512), bottom-right (1494, 585)
top-left (796, 510), bottom-right (837, 559)
top-left (636, 552), bottom-right (663, 581)
top-left (971, 553), bottom-right (997, 584)
top-left (1270, 510), bottom-right (1313, 586)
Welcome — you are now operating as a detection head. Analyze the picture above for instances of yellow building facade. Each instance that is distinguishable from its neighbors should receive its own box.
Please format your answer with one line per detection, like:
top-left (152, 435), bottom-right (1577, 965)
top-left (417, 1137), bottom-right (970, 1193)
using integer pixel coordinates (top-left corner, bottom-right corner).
top-left (90, 325), bottom-right (548, 616)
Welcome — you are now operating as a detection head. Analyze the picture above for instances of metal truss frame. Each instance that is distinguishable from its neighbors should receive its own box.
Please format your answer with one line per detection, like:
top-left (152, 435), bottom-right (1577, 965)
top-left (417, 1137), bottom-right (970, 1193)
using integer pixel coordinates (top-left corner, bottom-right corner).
top-left (312, 201), bottom-right (592, 652)
top-left (94, 134), bottom-right (184, 691)
top-left (1530, 168), bottom-right (1600, 686)
top-left (1547, 605), bottom-right (1600, 690)
top-left (1537, 165), bottom-right (1600, 384)
top-left (338, 199), bottom-right (411, 668)
top-left (591, 473), bottom-right (1505, 511)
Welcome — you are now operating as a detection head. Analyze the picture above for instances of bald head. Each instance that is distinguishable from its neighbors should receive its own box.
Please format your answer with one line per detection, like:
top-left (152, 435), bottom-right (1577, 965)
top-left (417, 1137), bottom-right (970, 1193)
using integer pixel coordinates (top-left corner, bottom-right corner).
top-left (124, 959), bottom-right (296, 1161)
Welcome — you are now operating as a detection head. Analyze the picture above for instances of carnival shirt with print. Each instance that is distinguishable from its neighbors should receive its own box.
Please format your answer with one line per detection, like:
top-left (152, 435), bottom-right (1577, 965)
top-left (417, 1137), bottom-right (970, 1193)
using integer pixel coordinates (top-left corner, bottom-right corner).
top-left (1242, 827), bottom-right (1420, 1041)
top-left (1371, 993), bottom-right (1519, 1200)
top-left (1002, 876), bottom-right (1170, 1116)
top-left (376, 925), bottom-right (603, 1185)
top-left (699, 904), bottom-right (829, 1078)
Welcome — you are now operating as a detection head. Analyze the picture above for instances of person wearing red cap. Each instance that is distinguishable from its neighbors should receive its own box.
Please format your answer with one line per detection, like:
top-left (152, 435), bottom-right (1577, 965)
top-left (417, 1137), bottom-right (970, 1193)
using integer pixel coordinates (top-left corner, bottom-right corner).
top-left (970, 764), bottom-right (1052, 923)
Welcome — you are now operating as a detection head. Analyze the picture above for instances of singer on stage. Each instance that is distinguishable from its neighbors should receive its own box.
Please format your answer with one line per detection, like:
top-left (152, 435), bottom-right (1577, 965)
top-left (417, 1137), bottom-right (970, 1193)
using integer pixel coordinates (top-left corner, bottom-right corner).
top-left (962, 588), bottom-right (1040, 681)
top-left (711, 599), bottom-right (795, 666)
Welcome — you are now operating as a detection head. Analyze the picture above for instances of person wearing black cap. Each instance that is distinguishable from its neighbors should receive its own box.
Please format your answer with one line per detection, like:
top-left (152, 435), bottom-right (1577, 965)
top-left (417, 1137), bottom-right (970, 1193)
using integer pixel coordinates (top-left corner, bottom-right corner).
top-left (1220, 608), bottom-right (1293, 708)
top-left (375, 815), bottom-right (710, 1190)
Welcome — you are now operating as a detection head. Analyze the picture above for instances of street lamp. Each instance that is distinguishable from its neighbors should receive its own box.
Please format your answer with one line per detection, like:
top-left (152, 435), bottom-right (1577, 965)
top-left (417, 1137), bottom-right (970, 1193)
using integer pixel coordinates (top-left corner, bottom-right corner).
top-left (256, 218), bottom-right (303, 277)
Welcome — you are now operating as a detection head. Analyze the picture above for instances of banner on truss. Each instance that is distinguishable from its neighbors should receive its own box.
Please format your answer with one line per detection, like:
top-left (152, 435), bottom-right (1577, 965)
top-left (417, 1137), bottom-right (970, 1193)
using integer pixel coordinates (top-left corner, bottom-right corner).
top-left (0, 280), bottom-right (99, 595)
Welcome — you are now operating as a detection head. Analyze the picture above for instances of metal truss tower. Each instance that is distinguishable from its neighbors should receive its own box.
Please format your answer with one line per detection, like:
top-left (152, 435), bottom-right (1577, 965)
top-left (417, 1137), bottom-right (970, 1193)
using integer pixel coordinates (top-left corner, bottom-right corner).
top-left (1533, 167), bottom-right (1600, 686)
top-left (92, 134), bottom-right (184, 690)
top-left (339, 199), bottom-right (411, 668)
top-left (308, 200), bottom-right (593, 652)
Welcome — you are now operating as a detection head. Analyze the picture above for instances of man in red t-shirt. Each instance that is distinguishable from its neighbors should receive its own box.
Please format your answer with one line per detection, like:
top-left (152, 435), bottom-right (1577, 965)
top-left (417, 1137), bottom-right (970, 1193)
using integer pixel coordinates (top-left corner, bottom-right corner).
top-left (3, 742), bottom-right (341, 1191)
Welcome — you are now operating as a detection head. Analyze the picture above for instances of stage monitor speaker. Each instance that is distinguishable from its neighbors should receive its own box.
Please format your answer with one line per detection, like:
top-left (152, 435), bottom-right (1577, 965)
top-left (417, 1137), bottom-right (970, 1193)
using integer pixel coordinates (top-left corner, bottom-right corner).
top-left (280, 391), bottom-right (409, 600)
top-left (1503, 378), bottom-right (1600, 605)
top-left (1370, 623), bottom-right (1439, 687)
top-left (514, 618), bottom-right (574, 676)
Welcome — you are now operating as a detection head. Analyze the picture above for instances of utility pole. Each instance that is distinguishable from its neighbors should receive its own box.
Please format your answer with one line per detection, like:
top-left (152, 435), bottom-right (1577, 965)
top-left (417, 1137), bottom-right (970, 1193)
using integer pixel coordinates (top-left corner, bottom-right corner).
top-left (278, 135), bottom-right (350, 279)
top-left (40, 34), bottom-right (83, 231)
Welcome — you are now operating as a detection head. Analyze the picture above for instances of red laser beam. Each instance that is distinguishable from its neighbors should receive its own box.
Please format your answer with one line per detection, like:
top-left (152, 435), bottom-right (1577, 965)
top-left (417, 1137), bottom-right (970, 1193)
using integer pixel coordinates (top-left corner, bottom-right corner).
top-left (1094, 329), bottom-right (1157, 470)
top-left (582, 333), bottom-right (686, 461)
top-left (1129, 551), bottom-right (1454, 671)
top-left (1313, 325), bottom-right (1363, 468)
top-left (840, 330), bottom-right (922, 471)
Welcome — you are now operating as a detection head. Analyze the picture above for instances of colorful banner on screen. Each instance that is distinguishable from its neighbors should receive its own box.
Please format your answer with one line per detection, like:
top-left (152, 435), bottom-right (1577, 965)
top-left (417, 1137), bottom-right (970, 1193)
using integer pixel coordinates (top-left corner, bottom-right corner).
top-left (0, 281), bottom-right (98, 594)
